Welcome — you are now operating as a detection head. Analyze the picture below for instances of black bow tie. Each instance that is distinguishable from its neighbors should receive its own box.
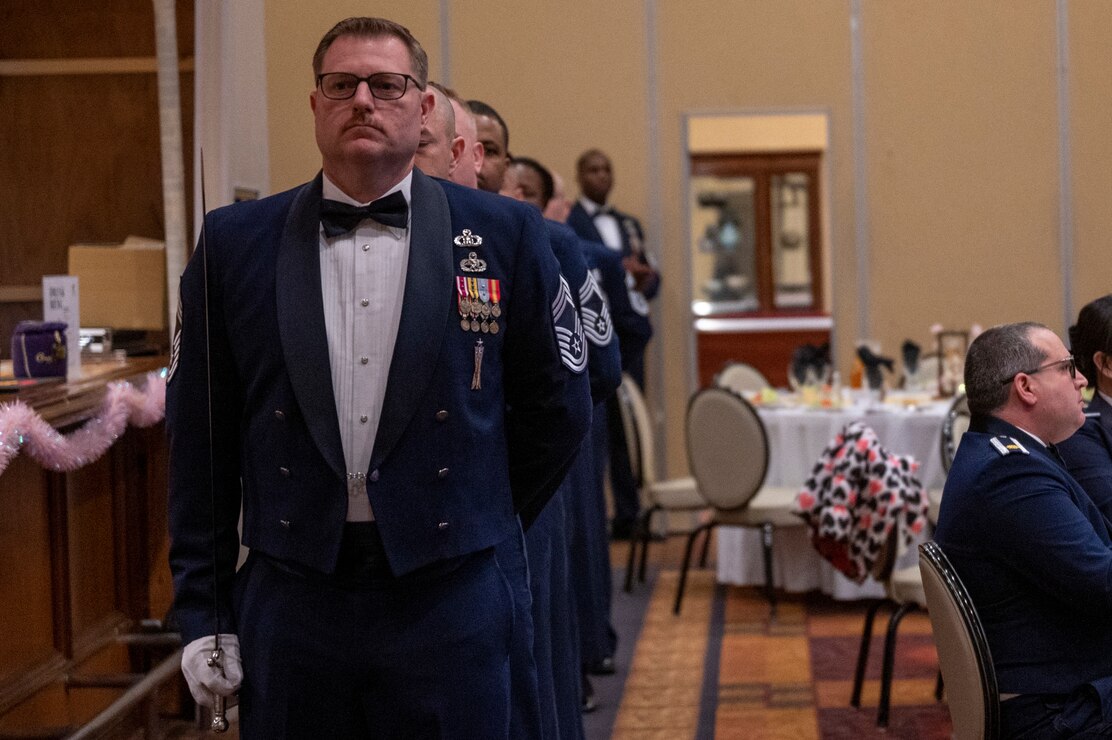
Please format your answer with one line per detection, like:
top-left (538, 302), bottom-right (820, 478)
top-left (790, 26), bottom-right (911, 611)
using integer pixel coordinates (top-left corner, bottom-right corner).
top-left (1047, 443), bottom-right (1065, 467)
top-left (592, 206), bottom-right (614, 218)
top-left (320, 191), bottom-right (408, 237)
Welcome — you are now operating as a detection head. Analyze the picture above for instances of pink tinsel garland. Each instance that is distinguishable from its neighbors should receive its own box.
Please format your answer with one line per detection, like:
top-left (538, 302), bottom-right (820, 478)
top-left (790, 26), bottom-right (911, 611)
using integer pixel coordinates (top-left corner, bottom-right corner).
top-left (0, 370), bottom-right (166, 477)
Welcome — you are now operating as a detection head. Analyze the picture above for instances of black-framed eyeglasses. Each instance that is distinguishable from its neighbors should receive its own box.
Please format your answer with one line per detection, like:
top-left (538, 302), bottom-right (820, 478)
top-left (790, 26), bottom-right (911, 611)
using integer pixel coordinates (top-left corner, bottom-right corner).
top-left (316, 72), bottom-right (420, 101)
top-left (999, 356), bottom-right (1077, 386)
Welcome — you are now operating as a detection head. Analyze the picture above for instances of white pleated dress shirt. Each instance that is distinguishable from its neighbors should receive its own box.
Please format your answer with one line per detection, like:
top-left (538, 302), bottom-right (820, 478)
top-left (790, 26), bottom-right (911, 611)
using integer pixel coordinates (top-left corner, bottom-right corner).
top-left (319, 172), bottom-right (412, 521)
top-left (577, 196), bottom-right (622, 252)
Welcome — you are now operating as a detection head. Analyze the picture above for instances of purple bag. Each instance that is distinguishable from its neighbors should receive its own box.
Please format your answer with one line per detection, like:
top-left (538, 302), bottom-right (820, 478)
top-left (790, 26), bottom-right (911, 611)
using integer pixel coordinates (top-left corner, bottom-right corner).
top-left (11, 321), bottom-right (68, 378)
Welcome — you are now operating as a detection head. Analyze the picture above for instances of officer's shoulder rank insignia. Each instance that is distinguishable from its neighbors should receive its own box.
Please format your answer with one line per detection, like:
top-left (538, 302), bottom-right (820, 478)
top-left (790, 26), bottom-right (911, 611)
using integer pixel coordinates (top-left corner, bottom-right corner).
top-left (552, 274), bottom-right (587, 373)
top-left (990, 436), bottom-right (1029, 456)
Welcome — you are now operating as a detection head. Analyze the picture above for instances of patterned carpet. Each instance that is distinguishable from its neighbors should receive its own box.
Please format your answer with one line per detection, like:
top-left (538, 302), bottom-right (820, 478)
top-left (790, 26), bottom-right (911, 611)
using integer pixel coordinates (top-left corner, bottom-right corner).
top-left (134, 557), bottom-right (954, 739)
top-left (612, 569), bottom-right (953, 739)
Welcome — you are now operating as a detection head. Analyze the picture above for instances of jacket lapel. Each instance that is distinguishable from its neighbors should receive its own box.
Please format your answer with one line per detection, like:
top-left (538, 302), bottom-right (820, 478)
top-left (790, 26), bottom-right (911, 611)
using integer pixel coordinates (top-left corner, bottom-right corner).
top-left (370, 170), bottom-right (452, 468)
top-left (275, 173), bottom-right (345, 478)
top-left (571, 202), bottom-right (605, 244)
top-left (1090, 393), bottom-right (1112, 437)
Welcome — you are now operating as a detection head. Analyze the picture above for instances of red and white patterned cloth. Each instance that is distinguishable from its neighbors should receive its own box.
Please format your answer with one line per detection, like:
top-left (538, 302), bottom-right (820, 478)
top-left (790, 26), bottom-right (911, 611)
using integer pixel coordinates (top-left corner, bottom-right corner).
top-left (794, 421), bottom-right (928, 583)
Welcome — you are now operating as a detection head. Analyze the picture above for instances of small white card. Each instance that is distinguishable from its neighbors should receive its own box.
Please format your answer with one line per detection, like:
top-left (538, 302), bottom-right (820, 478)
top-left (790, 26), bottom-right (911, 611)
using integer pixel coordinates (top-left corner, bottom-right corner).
top-left (42, 275), bottom-right (80, 377)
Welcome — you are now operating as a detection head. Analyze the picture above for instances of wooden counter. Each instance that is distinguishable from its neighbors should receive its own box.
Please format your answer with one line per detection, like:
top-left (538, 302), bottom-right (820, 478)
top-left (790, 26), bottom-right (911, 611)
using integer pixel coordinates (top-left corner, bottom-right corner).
top-left (0, 357), bottom-right (175, 735)
top-left (694, 314), bottom-right (833, 388)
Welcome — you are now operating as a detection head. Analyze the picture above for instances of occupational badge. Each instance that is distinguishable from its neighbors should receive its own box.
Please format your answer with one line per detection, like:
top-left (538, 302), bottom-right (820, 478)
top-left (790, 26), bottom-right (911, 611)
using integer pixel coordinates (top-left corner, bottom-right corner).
top-left (453, 229), bottom-right (483, 248)
top-left (459, 251), bottom-right (487, 273)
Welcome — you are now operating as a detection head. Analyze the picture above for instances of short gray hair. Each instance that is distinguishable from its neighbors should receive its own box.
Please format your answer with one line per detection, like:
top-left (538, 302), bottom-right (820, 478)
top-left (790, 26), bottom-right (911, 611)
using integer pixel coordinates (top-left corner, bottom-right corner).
top-left (427, 83), bottom-right (457, 138)
top-left (312, 17), bottom-right (428, 88)
top-left (964, 322), bottom-right (1048, 416)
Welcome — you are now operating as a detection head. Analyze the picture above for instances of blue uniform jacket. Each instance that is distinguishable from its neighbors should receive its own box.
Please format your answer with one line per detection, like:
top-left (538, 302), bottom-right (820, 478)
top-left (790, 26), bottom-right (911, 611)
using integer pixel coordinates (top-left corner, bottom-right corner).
top-left (546, 220), bottom-right (621, 405)
top-left (578, 238), bottom-right (650, 376)
top-left (934, 415), bottom-right (1112, 698)
top-left (1059, 393), bottom-right (1112, 522)
top-left (166, 169), bottom-right (591, 644)
top-left (567, 204), bottom-right (657, 375)
top-left (567, 202), bottom-right (660, 301)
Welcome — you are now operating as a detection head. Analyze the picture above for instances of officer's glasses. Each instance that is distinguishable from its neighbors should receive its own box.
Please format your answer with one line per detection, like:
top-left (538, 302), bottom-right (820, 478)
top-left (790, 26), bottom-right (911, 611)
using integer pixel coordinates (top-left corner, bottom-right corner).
top-left (316, 72), bottom-right (420, 101)
top-left (999, 356), bottom-right (1077, 386)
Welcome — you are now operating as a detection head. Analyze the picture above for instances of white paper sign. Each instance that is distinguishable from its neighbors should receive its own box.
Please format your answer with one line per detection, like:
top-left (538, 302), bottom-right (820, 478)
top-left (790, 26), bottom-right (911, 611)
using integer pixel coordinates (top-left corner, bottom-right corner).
top-left (42, 275), bottom-right (80, 378)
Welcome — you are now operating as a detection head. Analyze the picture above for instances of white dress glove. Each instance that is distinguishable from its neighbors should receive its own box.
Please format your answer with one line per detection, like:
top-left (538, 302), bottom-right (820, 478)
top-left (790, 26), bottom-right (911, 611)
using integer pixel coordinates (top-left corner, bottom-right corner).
top-left (181, 634), bottom-right (243, 708)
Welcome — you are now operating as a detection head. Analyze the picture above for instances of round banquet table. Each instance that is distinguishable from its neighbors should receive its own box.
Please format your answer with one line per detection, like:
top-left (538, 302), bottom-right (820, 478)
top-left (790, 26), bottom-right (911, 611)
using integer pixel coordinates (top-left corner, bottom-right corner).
top-left (715, 397), bottom-right (951, 600)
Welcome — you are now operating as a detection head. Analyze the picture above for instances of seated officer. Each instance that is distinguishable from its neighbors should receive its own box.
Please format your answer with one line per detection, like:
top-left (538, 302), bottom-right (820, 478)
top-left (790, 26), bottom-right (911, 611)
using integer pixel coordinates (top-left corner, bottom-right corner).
top-left (934, 322), bottom-right (1112, 737)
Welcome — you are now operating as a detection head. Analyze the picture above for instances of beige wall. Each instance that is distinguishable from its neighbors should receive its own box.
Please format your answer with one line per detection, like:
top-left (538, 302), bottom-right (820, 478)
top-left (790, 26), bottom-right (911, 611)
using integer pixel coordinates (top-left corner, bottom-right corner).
top-left (865, 1), bottom-right (1062, 350)
top-left (1070, 0), bottom-right (1112, 312)
top-left (262, 1), bottom-right (1112, 477)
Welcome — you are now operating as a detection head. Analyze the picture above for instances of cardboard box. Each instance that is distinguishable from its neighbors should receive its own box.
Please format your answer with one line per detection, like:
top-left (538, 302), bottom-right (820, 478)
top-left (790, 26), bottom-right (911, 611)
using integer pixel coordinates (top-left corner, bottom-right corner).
top-left (68, 237), bottom-right (167, 330)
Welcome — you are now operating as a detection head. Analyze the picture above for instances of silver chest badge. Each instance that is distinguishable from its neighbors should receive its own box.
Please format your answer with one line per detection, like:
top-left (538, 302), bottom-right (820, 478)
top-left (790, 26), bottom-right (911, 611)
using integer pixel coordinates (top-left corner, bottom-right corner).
top-left (454, 229), bottom-right (483, 248)
top-left (459, 251), bottom-right (487, 273)
top-left (455, 230), bottom-right (487, 272)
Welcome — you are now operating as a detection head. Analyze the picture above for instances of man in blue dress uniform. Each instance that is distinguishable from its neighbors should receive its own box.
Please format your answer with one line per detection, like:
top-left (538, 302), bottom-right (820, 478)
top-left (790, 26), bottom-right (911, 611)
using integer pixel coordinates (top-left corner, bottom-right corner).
top-left (566, 149), bottom-right (656, 551)
top-left (934, 322), bottom-right (1112, 737)
top-left (504, 156), bottom-right (625, 731)
top-left (166, 17), bottom-right (590, 738)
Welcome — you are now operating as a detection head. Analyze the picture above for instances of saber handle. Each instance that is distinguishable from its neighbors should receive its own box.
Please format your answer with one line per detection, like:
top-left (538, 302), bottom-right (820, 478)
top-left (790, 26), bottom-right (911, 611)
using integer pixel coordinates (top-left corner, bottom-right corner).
top-left (207, 647), bottom-right (230, 732)
top-left (211, 694), bottom-right (229, 732)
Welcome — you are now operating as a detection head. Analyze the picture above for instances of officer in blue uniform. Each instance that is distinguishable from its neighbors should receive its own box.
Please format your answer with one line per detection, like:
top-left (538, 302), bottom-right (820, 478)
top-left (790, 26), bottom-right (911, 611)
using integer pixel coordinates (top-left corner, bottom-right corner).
top-left (567, 149), bottom-right (656, 551)
top-left (166, 18), bottom-right (590, 738)
top-left (934, 322), bottom-right (1112, 737)
top-left (503, 156), bottom-right (622, 737)
top-left (566, 150), bottom-right (657, 385)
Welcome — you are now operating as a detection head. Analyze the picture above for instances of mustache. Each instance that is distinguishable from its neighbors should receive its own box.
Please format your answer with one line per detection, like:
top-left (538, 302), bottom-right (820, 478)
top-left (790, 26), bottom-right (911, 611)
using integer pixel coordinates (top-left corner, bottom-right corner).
top-left (344, 113), bottom-right (378, 129)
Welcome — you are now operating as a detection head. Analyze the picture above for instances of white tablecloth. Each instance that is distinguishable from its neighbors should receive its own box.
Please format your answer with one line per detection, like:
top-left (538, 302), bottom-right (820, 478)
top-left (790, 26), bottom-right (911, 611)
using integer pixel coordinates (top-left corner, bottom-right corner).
top-left (716, 400), bottom-right (950, 600)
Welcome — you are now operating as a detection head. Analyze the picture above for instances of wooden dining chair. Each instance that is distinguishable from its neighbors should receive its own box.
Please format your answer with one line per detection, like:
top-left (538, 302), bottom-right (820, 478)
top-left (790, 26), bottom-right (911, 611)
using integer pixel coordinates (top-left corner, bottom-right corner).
top-left (677, 387), bottom-right (802, 616)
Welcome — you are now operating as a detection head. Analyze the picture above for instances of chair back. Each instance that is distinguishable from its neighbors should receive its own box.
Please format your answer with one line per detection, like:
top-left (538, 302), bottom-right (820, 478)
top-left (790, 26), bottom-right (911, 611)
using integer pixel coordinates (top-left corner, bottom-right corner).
top-left (940, 394), bottom-right (970, 473)
top-left (619, 374), bottom-right (657, 488)
top-left (714, 361), bottom-right (769, 395)
top-left (615, 376), bottom-right (643, 487)
top-left (918, 541), bottom-right (999, 740)
top-left (686, 387), bottom-right (770, 511)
